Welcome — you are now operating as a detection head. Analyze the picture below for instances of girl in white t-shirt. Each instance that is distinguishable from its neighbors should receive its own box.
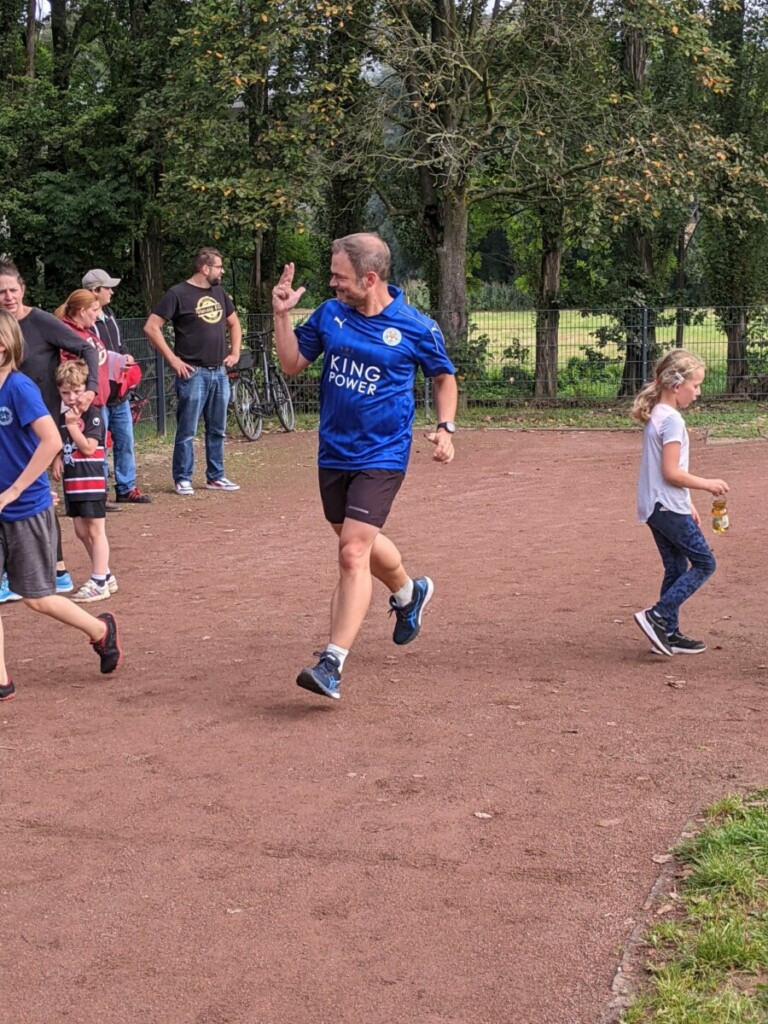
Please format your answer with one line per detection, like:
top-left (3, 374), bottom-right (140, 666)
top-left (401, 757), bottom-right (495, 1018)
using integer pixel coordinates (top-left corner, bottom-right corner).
top-left (630, 350), bottom-right (729, 657)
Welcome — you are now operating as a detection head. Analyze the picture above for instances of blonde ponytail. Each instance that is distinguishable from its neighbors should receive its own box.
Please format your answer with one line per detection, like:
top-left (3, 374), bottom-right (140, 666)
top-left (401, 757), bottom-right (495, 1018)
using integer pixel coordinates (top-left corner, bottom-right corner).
top-left (630, 349), bottom-right (705, 424)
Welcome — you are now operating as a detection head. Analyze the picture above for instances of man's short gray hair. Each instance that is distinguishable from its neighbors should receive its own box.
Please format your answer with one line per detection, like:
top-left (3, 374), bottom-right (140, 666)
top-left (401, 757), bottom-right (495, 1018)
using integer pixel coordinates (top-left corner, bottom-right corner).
top-left (331, 233), bottom-right (391, 282)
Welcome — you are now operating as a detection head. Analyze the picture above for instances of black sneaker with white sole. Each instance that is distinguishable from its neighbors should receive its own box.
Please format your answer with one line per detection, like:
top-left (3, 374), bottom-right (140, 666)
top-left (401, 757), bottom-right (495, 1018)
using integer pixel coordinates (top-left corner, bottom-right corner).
top-left (667, 631), bottom-right (707, 655)
top-left (90, 612), bottom-right (122, 673)
top-left (634, 608), bottom-right (673, 656)
top-left (296, 651), bottom-right (341, 700)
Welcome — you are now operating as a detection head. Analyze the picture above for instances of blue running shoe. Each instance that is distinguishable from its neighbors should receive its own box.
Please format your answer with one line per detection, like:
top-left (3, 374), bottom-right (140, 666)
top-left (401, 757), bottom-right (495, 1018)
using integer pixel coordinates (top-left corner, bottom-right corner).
top-left (389, 576), bottom-right (434, 645)
top-left (56, 571), bottom-right (74, 594)
top-left (296, 650), bottom-right (342, 700)
top-left (0, 574), bottom-right (22, 604)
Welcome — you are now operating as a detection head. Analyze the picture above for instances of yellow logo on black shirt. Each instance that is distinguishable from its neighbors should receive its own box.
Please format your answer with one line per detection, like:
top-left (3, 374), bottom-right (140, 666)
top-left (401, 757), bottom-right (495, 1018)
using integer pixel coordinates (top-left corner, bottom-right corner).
top-left (196, 295), bottom-right (223, 324)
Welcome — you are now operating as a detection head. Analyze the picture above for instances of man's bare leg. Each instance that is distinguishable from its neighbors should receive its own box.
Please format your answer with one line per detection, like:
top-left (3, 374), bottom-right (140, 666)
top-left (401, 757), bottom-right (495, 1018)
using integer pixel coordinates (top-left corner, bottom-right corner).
top-left (369, 531), bottom-right (408, 594)
top-left (329, 518), bottom-right (380, 650)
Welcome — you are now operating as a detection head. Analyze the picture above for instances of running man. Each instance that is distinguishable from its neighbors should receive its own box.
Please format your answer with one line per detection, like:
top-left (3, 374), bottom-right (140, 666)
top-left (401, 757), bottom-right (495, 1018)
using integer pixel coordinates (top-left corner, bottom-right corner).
top-left (272, 232), bottom-right (457, 701)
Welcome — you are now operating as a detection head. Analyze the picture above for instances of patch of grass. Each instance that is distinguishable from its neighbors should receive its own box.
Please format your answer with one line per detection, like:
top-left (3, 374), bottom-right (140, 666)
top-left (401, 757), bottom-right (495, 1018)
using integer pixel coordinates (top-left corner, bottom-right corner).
top-left (620, 790), bottom-right (768, 1024)
top-left (423, 401), bottom-right (768, 438)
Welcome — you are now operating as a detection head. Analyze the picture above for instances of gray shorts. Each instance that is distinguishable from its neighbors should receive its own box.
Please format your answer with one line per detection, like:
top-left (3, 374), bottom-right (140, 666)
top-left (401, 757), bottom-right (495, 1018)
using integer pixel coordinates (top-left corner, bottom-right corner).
top-left (0, 506), bottom-right (58, 598)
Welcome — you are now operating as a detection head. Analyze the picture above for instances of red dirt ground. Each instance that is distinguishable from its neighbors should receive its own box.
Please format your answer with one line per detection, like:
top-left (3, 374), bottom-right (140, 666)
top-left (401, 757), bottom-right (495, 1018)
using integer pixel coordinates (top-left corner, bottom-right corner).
top-left (2, 428), bottom-right (767, 1024)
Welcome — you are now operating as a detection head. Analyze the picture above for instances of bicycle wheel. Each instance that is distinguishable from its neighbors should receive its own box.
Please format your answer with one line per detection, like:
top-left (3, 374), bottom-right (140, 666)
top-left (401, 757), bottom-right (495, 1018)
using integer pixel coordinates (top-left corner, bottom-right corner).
top-left (271, 372), bottom-right (295, 431)
top-left (233, 375), bottom-right (263, 441)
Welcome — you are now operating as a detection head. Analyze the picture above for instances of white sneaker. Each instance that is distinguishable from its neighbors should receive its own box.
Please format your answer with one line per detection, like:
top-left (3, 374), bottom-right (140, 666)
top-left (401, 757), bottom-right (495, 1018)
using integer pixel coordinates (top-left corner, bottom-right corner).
top-left (71, 579), bottom-right (110, 603)
top-left (175, 480), bottom-right (194, 495)
top-left (205, 477), bottom-right (240, 491)
top-left (107, 574), bottom-right (119, 595)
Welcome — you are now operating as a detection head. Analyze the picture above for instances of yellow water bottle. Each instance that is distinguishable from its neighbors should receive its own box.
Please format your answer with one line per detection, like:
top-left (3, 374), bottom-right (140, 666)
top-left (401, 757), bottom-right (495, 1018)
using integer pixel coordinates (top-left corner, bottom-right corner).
top-left (712, 497), bottom-right (729, 534)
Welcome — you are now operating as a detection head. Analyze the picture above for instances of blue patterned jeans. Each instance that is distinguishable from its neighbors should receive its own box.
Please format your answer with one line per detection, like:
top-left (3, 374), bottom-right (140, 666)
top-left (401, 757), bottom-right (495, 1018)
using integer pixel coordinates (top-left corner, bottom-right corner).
top-left (647, 502), bottom-right (716, 633)
top-left (172, 366), bottom-right (230, 484)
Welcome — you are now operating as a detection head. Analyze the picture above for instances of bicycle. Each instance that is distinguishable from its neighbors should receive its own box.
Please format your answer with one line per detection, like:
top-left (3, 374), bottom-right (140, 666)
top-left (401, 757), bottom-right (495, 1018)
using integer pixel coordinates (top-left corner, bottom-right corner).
top-left (227, 332), bottom-right (296, 441)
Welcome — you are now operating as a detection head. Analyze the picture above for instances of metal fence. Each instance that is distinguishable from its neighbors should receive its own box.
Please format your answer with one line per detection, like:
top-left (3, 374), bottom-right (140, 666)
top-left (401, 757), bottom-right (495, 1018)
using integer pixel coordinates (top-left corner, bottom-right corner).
top-left (119, 306), bottom-right (768, 434)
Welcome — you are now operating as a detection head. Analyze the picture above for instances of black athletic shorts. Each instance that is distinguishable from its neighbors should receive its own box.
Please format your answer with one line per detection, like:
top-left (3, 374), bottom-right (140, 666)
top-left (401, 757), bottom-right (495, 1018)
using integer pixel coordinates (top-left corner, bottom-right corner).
top-left (318, 468), bottom-right (405, 529)
top-left (65, 497), bottom-right (106, 519)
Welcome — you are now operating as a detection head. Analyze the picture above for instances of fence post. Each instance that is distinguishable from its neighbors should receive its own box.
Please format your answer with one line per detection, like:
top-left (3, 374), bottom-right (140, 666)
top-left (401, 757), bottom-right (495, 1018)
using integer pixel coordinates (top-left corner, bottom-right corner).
top-left (640, 305), bottom-right (649, 384)
top-left (155, 350), bottom-right (167, 435)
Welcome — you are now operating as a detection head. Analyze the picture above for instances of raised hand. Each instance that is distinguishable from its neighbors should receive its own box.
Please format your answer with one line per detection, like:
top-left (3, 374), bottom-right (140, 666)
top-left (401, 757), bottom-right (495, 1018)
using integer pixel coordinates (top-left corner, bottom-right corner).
top-left (272, 263), bottom-right (307, 314)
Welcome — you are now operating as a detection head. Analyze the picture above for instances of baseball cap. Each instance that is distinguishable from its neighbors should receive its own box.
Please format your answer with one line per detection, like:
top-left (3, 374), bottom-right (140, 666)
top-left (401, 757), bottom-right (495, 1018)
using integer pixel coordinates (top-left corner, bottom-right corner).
top-left (82, 269), bottom-right (121, 289)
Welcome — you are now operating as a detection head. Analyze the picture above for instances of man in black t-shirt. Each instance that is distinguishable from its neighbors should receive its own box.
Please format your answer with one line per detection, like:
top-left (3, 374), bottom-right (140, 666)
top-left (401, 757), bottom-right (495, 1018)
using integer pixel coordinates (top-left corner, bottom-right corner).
top-left (143, 248), bottom-right (242, 495)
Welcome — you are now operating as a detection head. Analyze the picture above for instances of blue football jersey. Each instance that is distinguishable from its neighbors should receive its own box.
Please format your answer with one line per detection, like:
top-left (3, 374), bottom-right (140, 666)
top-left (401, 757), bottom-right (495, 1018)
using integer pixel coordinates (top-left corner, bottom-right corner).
top-left (295, 287), bottom-right (455, 471)
top-left (0, 372), bottom-right (53, 522)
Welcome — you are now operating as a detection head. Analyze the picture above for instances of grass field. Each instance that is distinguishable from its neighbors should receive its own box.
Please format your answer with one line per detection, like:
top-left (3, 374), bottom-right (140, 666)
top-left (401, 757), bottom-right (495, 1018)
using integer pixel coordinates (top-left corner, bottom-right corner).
top-left (465, 308), bottom-right (741, 373)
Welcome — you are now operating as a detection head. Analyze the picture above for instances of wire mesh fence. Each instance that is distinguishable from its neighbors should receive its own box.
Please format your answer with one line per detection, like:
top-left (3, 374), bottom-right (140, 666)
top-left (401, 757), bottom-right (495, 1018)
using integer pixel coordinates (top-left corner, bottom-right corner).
top-left (119, 306), bottom-right (768, 434)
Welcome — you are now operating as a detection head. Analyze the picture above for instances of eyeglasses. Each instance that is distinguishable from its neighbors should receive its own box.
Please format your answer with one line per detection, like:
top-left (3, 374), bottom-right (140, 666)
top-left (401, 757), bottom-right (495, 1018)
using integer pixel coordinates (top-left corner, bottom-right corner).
top-left (208, 263), bottom-right (224, 270)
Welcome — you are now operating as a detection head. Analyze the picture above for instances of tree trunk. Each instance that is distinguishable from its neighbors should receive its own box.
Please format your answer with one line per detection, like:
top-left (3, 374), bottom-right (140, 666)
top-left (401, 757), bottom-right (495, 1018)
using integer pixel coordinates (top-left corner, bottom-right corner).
top-left (0, 0), bottom-right (23, 80)
top-left (535, 205), bottom-right (563, 398)
top-left (675, 205), bottom-right (700, 348)
top-left (618, 225), bottom-right (656, 396)
top-left (247, 227), bottom-right (276, 314)
top-left (724, 309), bottom-right (750, 394)
top-left (618, 305), bottom-right (659, 398)
top-left (428, 193), bottom-right (468, 355)
top-left (675, 227), bottom-right (686, 349)
top-left (138, 213), bottom-right (164, 309)
top-left (25, 0), bottom-right (36, 78)
top-left (49, 0), bottom-right (71, 91)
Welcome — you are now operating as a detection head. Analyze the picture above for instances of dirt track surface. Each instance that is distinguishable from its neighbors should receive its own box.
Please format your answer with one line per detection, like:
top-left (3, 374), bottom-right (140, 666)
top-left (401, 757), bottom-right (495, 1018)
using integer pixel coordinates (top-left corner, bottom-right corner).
top-left (2, 428), bottom-right (767, 1024)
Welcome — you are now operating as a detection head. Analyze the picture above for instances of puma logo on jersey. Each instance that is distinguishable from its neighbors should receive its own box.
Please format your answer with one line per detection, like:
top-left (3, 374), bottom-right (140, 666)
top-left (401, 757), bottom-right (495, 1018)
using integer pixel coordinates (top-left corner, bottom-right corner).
top-left (334, 316), bottom-right (347, 329)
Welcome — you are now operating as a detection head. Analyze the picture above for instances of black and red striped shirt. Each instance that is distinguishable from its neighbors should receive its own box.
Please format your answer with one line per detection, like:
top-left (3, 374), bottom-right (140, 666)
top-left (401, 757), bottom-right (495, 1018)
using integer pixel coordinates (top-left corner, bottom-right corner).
top-left (59, 404), bottom-right (106, 500)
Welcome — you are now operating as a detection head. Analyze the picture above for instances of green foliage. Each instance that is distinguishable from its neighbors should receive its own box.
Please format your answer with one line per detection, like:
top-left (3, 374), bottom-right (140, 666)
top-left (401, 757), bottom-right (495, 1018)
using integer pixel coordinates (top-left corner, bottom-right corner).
top-left (558, 349), bottom-right (624, 398)
top-left (451, 327), bottom-right (491, 382)
top-left (401, 279), bottom-right (431, 312)
top-left (469, 281), bottom-right (534, 312)
top-left (3, 0), bottom-right (768, 352)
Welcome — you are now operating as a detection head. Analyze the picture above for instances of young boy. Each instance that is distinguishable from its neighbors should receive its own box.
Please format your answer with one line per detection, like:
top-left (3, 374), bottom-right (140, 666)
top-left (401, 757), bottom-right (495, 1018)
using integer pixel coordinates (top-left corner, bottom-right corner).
top-left (53, 359), bottom-right (116, 603)
top-left (0, 310), bottom-right (121, 701)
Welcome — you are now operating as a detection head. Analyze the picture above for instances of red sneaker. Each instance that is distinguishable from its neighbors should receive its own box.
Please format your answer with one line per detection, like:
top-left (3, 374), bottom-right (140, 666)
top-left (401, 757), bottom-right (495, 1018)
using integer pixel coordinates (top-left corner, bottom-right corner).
top-left (116, 488), bottom-right (152, 504)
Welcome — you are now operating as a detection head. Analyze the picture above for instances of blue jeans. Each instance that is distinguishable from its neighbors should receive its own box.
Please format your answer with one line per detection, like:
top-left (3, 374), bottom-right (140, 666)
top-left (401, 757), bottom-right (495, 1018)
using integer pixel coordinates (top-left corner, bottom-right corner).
top-left (172, 367), bottom-right (230, 484)
top-left (647, 503), bottom-right (716, 633)
top-left (103, 400), bottom-right (136, 495)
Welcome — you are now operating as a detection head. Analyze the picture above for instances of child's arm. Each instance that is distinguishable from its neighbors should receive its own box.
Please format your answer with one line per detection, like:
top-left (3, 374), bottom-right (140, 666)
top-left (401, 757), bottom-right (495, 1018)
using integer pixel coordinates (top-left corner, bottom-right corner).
top-left (64, 407), bottom-right (100, 457)
top-left (661, 442), bottom-right (729, 496)
top-left (0, 415), bottom-right (62, 513)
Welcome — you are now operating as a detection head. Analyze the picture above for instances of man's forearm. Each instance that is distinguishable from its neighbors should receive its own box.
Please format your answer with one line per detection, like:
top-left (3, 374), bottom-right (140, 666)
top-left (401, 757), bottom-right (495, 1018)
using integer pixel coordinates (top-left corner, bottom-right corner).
top-left (227, 319), bottom-right (242, 359)
top-left (433, 374), bottom-right (458, 422)
top-left (273, 311), bottom-right (302, 376)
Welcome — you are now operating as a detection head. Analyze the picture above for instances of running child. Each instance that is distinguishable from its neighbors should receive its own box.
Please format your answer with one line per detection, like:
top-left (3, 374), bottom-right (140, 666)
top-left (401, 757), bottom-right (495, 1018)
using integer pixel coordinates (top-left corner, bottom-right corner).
top-left (631, 349), bottom-right (729, 657)
top-left (52, 359), bottom-right (116, 603)
top-left (0, 309), bottom-right (121, 701)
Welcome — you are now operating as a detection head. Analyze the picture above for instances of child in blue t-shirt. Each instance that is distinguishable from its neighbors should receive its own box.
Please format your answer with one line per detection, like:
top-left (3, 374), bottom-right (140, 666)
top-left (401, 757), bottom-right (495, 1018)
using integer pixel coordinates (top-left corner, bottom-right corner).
top-left (0, 310), bottom-right (122, 701)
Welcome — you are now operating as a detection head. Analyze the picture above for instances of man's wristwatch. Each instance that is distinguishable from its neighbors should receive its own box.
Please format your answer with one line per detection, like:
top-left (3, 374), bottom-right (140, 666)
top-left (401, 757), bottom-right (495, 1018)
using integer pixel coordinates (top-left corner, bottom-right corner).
top-left (436, 421), bottom-right (456, 434)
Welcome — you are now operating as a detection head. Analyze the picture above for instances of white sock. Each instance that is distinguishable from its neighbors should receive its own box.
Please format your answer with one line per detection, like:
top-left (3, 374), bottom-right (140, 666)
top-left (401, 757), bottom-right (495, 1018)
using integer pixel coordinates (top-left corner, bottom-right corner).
top-left (392, 578), bottom-right (414, 607)
top-left (326, 643), bottom-right (349, 671)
